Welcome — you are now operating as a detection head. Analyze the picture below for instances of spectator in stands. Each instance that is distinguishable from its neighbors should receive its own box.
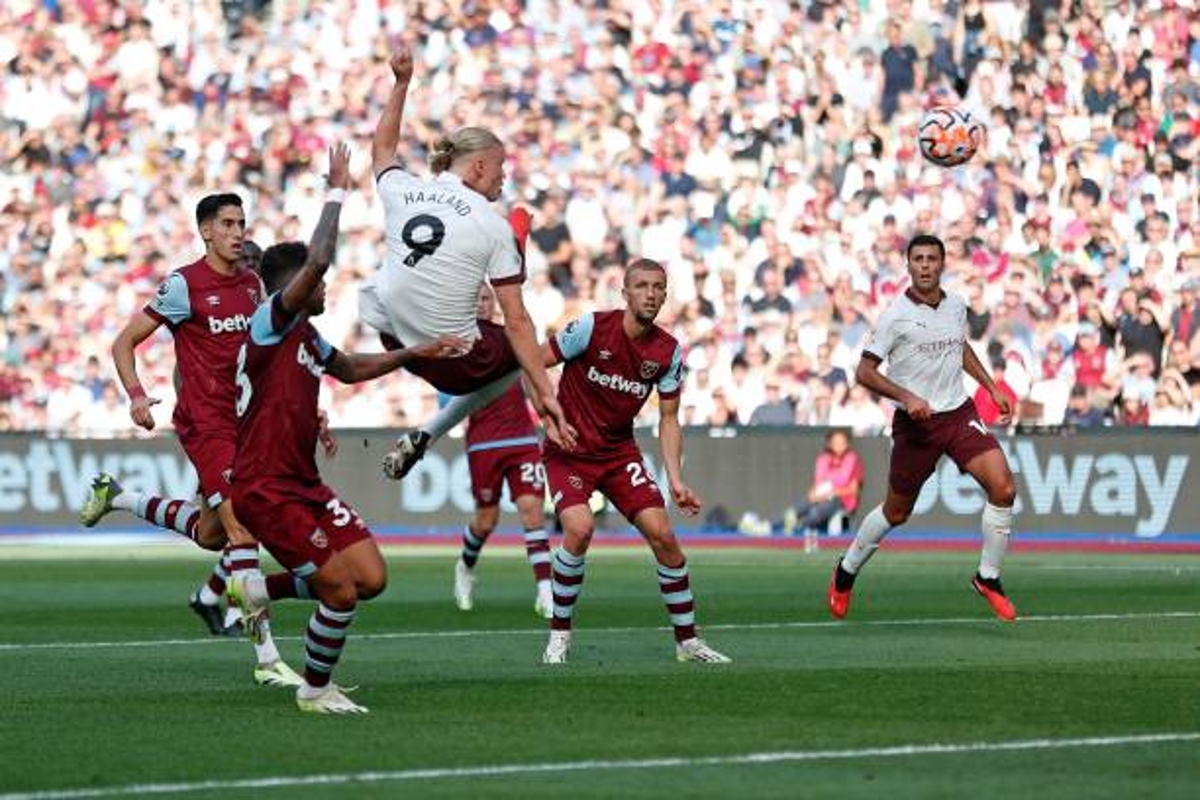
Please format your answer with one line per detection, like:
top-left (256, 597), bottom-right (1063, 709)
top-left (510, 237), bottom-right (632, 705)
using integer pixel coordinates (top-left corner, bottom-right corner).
top-left (828, 383), bottom-right (888, 437)
top-left (1064, 385), bottom-right (1107, 428)
top-left (1120, 352), bottom-right (1158, 408)
top-left (749, 378), bottom-right (794, 426)
top-left (0, 1), bottom-right (1195, 437)
top-left (780, 429), bottom-right (864, 540)
top-left (1027, 338), bottom-right (1075, 425)
top-left (1171, 279), bottom-right (1198, 343)
top-left (1149, 370), bottom-right (1194, 427)
top-left (1072, 322), bottom-right (1120, 399)
top-left (974, 355), bottom-right (1020, 427)
top-left (530, 193), bottom-right (574, 293)
top-left (1167, 337), bottom-right (1199, 388)
top-left (1119, 295), bottom-right (1170, 373)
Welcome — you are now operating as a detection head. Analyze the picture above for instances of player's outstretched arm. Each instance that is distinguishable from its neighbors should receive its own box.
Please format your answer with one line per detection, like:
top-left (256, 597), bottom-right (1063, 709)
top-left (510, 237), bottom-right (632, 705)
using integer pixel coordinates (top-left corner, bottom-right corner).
top-left (112, 311), bottom-right (165, 430)
top-left (855, 355), bottom-right (931, 420)
top-left (372, 48), bottom-right (414, 177)
top-left (494, 283), bottom-right (578, 450)
top-left (279, 145), bottom-right (351, 316)
top-left (659, 394), bottom-right (701, 516)
top-left (325, 336), bottom-right (468, 384)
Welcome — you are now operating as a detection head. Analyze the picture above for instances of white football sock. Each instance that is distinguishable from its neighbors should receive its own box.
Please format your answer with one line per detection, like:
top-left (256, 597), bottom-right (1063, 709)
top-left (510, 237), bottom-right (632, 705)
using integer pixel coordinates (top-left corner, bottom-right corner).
top-left (425, 371), bottom-right (520, 442)
top-left (254, 620), bottom-right (281, 665)
top-left (840, 505), bottom-right (892, 575)
top-left (111, 491), bottom-right (140, 512)
top-left (978, 502), bottom-right (1013, 580)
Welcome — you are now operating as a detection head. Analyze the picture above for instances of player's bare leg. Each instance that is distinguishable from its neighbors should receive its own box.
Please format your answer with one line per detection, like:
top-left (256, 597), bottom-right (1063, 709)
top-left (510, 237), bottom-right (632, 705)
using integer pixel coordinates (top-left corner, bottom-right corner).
top-left (455, 505), bottom-right (498, 611)
top-left (516, 494), bottom-right (554, 618)
top-left (963, 449), bottom-right (1018, 621)
top-left (543, 505), bottom-right (593, 664)
top-left (291, 539), bottom-right (386, 714)
top-left (828, 486), bottom-right (916, 619)
top-left (633, 508), bottom-right (729, 663)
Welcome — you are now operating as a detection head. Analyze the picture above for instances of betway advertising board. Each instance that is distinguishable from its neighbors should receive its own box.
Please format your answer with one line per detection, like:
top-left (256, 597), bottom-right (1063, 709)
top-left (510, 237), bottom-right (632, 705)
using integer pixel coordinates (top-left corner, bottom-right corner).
top-left (0, 430), bottom-right (1196, 543)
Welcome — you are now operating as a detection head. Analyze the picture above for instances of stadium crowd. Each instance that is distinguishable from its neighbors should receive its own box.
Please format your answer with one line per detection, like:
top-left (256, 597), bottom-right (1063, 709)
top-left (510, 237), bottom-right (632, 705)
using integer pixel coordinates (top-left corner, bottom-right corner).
top-left (1, 0), bottom-right (1197, 436)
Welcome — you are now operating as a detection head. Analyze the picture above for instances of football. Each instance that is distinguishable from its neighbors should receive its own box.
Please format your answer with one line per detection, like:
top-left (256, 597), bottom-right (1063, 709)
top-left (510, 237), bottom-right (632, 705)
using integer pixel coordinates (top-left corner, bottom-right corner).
top-left (918, 106), bottom-right (984, 167)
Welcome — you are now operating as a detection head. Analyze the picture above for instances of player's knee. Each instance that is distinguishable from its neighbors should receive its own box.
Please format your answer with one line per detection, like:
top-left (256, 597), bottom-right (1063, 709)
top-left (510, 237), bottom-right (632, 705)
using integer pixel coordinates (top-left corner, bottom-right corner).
top-left (357, 572), bottom-right (387, 601)
top-left (645, 526), bottom-right (681, 561)
top-left (989, 474), bottom-right (1017, 507)
top-left (195, 528), bottom-right (227, 551)
top-left (516, 505), bottom-right (543, 531)
top-left (651, 539), bottom-right (684, 568)
top-left (883, 505), bottom-right (911, 527)
top-left (565, 523), bottom-right (595, 551)
top-left (321, 581), bottom-right (358, 610)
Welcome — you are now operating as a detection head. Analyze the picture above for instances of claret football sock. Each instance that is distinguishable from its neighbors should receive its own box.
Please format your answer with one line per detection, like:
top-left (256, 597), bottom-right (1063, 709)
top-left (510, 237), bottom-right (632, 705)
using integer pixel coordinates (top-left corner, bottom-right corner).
top-left (550, 548), bottom-right (586, 631)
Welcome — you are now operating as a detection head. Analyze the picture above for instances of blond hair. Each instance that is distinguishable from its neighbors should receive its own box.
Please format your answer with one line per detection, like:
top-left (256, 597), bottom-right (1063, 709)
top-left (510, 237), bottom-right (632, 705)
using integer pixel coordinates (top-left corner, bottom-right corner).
top-left (428, 127), bottom-right (503, 173)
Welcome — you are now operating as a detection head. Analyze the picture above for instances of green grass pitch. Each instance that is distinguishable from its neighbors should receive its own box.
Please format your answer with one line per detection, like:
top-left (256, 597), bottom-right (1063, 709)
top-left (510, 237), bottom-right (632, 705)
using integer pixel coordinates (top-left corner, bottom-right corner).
top-left (1, 546), bottom-right (1198, 798)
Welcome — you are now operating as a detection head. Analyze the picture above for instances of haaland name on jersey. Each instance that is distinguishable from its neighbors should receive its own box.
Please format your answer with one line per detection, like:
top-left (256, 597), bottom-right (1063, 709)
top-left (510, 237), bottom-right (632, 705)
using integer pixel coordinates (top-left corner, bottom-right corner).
top-left (399, 189), bottom-right (472, 216)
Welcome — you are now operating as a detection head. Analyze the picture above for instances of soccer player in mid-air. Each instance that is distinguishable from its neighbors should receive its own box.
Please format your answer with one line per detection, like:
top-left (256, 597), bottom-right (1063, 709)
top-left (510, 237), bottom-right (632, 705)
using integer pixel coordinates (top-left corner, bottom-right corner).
top-left (360, 46), bottom-right (575, 479)
top-left (827, 234), bottom-right (1019, 621)
top-left (452, 287), bottom-right (554, 618)
top-left (540, 258), bottom-right (729, 664)
top-left (80, 191), bottom-right (299, 687)
top-left (228, 144), bottom-right (464, 714)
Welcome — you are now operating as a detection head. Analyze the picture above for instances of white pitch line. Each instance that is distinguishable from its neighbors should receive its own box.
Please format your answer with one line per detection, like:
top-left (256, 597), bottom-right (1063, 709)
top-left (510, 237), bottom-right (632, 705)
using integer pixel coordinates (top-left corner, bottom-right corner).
top-left (3, 732), bottom-right (1198, 799)
top-left (1022, 564), bottom-right (1200, 573)
top-left (1, 610), bottom-right (1198, 654)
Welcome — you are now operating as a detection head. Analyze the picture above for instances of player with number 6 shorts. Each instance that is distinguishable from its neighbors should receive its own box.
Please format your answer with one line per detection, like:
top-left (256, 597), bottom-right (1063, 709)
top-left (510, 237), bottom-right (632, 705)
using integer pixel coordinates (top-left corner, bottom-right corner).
top-left (538, 258), bottom-right (729, 665)
top-left (827, 234), bottom-right (1020, 623)
top-left (227, 144), bottom-right (465, 714)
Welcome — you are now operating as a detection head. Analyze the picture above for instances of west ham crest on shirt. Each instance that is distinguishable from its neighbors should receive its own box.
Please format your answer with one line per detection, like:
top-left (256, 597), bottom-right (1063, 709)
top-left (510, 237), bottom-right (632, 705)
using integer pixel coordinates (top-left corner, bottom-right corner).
top-left (639, 360), bottom-right (660, 379)
top-left (598, 349), bottom-right (612, 361)
top-left (206, 295), bottom-right (221, 307)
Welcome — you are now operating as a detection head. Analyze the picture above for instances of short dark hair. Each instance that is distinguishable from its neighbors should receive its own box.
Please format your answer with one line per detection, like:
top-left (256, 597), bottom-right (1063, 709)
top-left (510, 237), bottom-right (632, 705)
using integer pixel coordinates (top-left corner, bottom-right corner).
top-left (259, 242), bottom-right (307, 294)
top-left (195, 193), bottom-right (243, 227)
top-left (241, 240), bottom-right (264, 274)
top-left (623, 257), bottom-right (666, 287)
top-left (825, 428), bottom-right (851, 447)
top-left (906, 233), bottom-right (946, 260)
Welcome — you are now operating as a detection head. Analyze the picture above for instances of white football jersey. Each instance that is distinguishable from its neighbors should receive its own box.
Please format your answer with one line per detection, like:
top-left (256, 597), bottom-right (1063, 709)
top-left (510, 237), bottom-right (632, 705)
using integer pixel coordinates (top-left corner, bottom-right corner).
top-left (367, 167), bottom-right (523, 345)
top-left (863, 289), bottom-right (970, 413)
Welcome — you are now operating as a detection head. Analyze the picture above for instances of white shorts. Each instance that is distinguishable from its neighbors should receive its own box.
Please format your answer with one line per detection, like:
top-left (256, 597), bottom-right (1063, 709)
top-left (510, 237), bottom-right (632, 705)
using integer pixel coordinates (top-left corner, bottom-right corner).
top-left (357, 278), bottom-right (398, 340)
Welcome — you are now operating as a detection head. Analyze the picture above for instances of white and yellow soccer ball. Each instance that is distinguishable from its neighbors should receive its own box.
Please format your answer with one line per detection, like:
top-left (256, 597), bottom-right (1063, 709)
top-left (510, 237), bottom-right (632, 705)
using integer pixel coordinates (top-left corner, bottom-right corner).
top-left (918, 106), bottom-right (985, 167)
